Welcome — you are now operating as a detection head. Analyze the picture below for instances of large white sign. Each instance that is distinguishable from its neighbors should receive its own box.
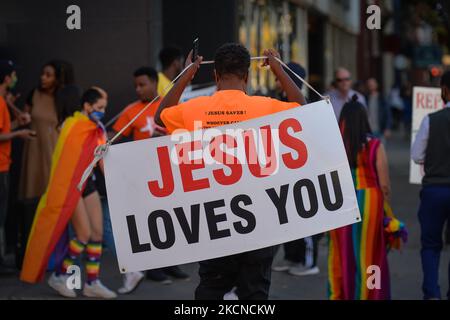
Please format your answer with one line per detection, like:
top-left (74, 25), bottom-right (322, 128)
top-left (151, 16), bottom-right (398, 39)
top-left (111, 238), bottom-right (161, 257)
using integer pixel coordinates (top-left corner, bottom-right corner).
top-left (104, 100), bottom-right (360, 273)
top-left (410, 87), bottom-right (444, 184)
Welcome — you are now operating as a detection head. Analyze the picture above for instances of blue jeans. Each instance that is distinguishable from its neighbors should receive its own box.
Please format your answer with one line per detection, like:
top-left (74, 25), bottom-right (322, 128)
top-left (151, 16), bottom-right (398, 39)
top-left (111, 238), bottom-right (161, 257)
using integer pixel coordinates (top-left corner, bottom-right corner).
top-left (101, 197), bottom-right (116, 256)
top-left (418, 185), bottom-right (450, 299)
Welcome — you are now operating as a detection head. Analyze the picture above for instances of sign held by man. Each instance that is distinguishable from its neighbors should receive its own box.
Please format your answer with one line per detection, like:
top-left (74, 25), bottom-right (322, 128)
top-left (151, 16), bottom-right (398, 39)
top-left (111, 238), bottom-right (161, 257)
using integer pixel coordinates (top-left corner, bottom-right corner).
top-left (104, 100), bottom-right (360, 273)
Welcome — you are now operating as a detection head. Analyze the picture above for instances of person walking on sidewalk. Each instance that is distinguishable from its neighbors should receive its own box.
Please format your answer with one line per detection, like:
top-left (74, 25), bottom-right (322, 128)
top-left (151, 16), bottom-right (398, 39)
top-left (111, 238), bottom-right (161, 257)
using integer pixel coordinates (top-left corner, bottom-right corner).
top-left (328, 96), bottom-right (393, 300)
top-left (21, 88), bottom-right (116, 299)
top-left (18, 60), bottom-right (80, 267)
top-left (0, 60), bottom-right (34, 274)
top-left (111, 66), bottom-right (188, 293)
top-left (365, 78), bottom-right (392, 140)
top-left (271, 62), bottom-right (322, 277)
top-left (326, 67), bottom-right (366, 119)
top-left (412, 71), bottom-right (450, 300)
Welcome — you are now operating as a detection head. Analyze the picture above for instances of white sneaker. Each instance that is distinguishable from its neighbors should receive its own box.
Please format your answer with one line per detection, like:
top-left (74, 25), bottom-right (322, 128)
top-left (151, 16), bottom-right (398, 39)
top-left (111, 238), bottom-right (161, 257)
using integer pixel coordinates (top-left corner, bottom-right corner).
top-left (224, 287), bottom-right (239, 300)
top-left (47, 273), bottom-right (77, 298)
top-left (272, 259), bottom-right (296, 272)
top-left (118, 271), bottom-right (144, 294)
top-left (83, 280), bottom-right (117, 299)
top-left (288, 265), bottom-right (320, 276)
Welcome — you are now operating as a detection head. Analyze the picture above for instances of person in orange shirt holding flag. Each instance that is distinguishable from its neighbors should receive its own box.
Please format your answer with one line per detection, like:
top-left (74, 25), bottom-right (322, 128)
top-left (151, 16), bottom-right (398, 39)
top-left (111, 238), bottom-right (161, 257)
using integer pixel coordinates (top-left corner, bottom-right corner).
top-left (21, 87), bottom-right (117, 299)
top-left (155, 43), bottom-right (306, 300)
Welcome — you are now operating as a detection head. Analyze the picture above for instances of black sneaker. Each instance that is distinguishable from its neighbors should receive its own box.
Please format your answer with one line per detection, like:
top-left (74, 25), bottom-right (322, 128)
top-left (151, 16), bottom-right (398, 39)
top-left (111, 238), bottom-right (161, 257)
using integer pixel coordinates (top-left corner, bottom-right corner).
top-left (146, 268), bottom-right (172, 285)
top-left (164, 266), bottom-right (190, 280)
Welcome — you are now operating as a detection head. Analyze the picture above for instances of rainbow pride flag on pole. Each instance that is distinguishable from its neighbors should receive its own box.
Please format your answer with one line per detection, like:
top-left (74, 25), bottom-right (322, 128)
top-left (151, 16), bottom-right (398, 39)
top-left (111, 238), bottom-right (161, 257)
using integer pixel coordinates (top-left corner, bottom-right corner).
top-left (20, 112), bottom-right (105, 283)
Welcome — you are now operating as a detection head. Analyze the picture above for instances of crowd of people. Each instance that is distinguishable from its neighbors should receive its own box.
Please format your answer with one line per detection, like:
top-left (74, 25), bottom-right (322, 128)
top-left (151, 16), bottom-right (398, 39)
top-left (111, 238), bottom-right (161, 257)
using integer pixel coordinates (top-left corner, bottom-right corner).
top-left (0, 42), bottom-right (448, 300)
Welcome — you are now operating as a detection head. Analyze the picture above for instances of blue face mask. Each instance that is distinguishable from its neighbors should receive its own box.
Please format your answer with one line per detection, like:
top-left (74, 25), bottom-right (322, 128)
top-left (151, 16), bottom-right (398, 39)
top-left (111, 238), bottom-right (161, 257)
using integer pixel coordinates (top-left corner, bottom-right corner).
top-left (89, 111), bottom-right (105, 122)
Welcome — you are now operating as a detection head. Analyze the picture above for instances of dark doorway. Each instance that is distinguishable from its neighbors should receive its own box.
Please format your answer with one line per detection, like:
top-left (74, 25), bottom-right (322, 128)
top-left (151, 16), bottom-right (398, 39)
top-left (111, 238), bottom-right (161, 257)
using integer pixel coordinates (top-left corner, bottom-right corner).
top-left (307, 12), bottom-right (325, 102)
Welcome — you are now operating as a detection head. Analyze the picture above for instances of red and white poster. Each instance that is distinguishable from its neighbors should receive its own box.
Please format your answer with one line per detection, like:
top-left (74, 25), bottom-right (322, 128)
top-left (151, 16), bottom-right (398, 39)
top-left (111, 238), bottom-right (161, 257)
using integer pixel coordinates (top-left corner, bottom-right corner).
top-left (410, 87), bottom-right (444, 184)
top-left (104, 100), bottom-right (360, 273)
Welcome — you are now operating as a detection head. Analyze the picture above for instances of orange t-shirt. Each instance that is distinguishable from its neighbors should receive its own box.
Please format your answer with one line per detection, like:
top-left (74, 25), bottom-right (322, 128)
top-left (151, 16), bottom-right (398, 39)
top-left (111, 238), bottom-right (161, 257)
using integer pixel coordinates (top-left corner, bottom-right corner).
top-left (113, 99), bottom-right (162, 141)
top-left (161, 90), bottom-right (300, 133)
top-left (0, 96), bottom-right (11, 172)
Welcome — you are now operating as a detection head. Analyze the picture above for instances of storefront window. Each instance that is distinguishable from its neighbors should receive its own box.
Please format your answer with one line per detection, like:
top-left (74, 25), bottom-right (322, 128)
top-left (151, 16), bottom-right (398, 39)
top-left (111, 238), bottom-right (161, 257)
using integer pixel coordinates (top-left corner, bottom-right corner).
top-left (238, 0), bottom-right (301, 95)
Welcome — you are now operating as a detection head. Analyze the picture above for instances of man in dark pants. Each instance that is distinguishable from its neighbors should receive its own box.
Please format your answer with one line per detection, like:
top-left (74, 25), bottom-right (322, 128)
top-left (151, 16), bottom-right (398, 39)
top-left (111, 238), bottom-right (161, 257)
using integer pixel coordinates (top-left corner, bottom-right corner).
top-left (412, 70), bottom-right (450, 300)
top-left (155, 43), bottom-right (305, 300)
top-left (195, 247), bottom-right (277, 300)
top-left (273, 234), bottom-right (322, 276)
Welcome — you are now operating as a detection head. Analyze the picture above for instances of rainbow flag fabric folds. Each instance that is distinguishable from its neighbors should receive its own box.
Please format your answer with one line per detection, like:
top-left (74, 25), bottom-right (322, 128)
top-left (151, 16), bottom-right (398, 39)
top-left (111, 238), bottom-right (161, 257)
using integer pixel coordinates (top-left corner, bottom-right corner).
top-left (20, 112), bottom-right (105, 283)
top-left (328, 138), bottom-right (392, 300)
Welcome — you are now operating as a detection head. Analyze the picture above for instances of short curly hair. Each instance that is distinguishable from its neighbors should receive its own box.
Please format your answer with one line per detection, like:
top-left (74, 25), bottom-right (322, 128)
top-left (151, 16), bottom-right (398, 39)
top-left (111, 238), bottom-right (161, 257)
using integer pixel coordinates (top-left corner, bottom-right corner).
top-left (134, 66), bottom-right (158, 82)
top-left (214, 43), bottom-right (250, 79)
top-left (159, 47), bottom-right (183, 70)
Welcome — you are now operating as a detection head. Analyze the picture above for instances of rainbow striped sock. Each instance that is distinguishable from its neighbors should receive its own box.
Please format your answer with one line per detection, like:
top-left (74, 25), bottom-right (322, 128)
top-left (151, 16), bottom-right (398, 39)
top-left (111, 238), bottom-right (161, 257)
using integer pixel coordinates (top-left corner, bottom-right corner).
top-left (86, 241), bottom-right (102, 284)
top-left (60, 238), bottom-right (86, 275)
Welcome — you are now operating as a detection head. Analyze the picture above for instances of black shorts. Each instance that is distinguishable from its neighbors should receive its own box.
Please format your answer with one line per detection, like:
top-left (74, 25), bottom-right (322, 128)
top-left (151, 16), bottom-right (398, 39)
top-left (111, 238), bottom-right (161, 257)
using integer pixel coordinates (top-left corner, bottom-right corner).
top-left (195, 246), bottom-right (277, 300)
top-left (82, 175), bottom-right (97, 198)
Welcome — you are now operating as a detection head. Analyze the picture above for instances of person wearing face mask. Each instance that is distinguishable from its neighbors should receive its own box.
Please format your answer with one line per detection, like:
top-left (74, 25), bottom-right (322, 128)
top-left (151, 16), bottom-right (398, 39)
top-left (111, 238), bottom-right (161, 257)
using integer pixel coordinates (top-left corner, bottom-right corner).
top-left (17, 60), bottom-right (80, 267)
top-left (412, 71), bottom-right (450, 300)
top-left (0, 60), bottom-right (35, 274)
top-left (21, 87), bottom-right (117, 299)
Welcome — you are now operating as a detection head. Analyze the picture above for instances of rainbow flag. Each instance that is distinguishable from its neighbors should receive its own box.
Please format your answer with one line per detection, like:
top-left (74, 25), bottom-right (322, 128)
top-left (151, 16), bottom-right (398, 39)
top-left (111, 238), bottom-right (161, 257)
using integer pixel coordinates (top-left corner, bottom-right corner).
top-left (20, 112), bottom-right (105, 283)
top-left (327, 138), bottom-right (390, 300)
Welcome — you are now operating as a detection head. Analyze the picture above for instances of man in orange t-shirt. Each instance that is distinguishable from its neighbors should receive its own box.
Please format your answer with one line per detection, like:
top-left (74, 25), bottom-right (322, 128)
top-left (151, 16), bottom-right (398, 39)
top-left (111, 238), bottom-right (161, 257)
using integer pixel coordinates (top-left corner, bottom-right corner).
top-left (112, 67), bottom-right (166, 141)
top-left (155, 43), bottom-right (305, 300)
top-left (0, 60), bottom-right (34, 272)
top-left (112, 66), bottom-right (189, 291)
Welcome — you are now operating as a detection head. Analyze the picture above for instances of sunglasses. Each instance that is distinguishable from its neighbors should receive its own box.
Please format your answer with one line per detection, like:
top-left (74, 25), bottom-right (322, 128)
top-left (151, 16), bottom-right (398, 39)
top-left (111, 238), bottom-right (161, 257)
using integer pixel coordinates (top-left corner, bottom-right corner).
top-left (336, 77), bottom-right (351, 82)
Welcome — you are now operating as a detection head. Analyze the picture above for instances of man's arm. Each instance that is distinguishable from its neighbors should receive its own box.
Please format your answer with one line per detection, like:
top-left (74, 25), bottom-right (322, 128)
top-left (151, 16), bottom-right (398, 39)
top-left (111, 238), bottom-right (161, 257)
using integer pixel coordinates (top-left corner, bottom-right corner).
top-left (0, 129), bottom-right (35, 142)
top-left (411, 115), bottom-right (429, 164)
top-left (6, 92), bottom-right (31, 126)
top-left (376, 143), bottom-right (391, 203)
top-left (0, 131), bottom-right (17, 141)
top-left (263, 49), bottom-right (306, 105)
top-left (155, 51), bottom-right (203, 127)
